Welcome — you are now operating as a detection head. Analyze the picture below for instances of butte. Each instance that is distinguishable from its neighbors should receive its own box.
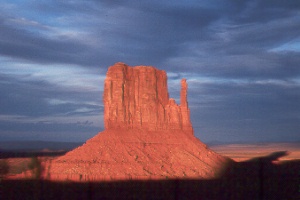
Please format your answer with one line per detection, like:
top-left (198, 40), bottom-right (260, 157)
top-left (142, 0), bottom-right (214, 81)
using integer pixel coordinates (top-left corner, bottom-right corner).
top-left (45, 62), bottom-right (230, 181)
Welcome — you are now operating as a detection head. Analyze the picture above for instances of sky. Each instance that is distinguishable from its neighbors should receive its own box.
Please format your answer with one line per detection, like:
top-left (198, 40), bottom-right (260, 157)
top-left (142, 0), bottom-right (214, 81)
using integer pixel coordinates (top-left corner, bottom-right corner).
top-left (0, 0), bottom-right (299, 144)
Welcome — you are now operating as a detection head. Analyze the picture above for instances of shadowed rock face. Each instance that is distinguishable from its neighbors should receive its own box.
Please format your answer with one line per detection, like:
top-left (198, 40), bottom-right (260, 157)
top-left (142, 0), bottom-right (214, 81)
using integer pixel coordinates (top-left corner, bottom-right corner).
top-left (103, 62), bottom-right (193, 133)
top-left (44, 63), bottom-right (229, 181)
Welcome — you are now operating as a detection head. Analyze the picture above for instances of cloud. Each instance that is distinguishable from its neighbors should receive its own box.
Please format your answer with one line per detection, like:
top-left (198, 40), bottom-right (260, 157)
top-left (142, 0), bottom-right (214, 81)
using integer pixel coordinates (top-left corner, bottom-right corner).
top-left (187, 77), bottom-right (300, 142)
top-left (0, 70), bottom-right (103, 140)
top-left (0, 1), bottom-right (220, 68)
top-left (1, 0), bottom-right (299, 72)
top-left (0, 120), bottom-right (99, 142)
top-left (0, 72), bottom-right (102, 115)
top-left (0, 0), bottom-right (299, 143)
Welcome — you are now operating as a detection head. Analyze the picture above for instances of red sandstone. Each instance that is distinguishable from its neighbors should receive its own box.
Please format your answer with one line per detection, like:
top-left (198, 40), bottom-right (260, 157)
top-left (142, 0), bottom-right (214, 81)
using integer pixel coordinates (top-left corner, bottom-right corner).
top-left (41, 63), bottom-right (229, 181)
top-left (45, 130), bottom-right (228, 181)
top-left (103, 62), bottom-right (193, 133)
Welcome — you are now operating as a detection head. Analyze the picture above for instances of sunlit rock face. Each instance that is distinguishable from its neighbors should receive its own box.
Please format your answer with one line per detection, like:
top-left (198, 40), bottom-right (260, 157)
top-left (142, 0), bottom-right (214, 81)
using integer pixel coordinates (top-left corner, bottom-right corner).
top-left (43, 63), bottom-right (230, 181)
top-left (103, 62), bottom-right (193, 133)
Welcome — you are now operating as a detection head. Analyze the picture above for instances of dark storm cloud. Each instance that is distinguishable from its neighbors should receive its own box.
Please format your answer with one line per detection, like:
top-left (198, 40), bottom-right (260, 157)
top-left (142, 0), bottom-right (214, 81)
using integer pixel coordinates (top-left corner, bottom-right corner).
top-left (0, 0), bottom-right (299, 142)
top-left (227, 0), bottom-right (300, 23)
top-left (1, 0), bottom-right (299, 73)
top-left (188, 80), bottom-right (300, 142)
top-left (189, 52), bottom-right (300, 79)
top-left (0, 71), bottom-right (103, 141)
top-left (0, 120), bottom-right (99, 142)
top-left (0, 120), bottom-right (98, 133)
top-left (0, 15), bottom-right (98, 67)
top-left (0, 73), bottom-right (102, 118)
top-left (0, 0), bottom-right (220, 68)
top-left (189, 80), bottom-right (300, 118)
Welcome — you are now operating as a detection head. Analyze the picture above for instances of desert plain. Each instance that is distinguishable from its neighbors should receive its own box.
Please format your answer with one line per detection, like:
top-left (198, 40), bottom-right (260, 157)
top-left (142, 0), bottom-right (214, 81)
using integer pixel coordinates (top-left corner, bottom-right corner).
top-left (1, 141), bottom-right (299, 179)
top-left (210, 142), bottom-right (300, 162)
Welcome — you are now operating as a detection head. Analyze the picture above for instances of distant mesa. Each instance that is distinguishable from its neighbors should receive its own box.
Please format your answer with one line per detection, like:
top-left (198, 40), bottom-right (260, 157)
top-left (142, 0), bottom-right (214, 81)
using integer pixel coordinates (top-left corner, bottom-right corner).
top-left (42, 62), bottom-right (229, 181)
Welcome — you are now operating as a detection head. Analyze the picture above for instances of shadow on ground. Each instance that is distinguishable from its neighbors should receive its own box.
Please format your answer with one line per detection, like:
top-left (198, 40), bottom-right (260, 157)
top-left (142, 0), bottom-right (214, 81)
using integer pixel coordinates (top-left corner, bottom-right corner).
top-left (1, 151), bottom-right (299, 200)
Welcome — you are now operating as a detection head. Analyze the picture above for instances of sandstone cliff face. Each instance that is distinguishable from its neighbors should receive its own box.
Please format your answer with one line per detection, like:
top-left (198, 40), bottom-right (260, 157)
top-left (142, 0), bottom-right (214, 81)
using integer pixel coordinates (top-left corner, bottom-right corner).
top-left (103, 62), bottom-right (193, 133)
top-left (41, 62), bottom-right (230, 182)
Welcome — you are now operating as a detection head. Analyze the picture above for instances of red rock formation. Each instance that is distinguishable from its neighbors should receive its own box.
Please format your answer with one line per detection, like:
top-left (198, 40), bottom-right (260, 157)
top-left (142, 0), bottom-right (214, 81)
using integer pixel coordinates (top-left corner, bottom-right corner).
top-left (103, 62), bottom-right (193, 133)
top-left (180, 78), bottom-right (193, 133)
top-left (42, 62), bottom-right (230, 181)
top-left (45, 129), bottom-right (229, 181)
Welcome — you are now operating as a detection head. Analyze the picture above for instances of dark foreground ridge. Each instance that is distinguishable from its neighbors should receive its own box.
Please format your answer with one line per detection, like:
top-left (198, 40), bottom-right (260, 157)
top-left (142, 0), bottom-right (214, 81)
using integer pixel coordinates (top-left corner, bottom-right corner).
top-left (2, 152), bottom-right (299, 200)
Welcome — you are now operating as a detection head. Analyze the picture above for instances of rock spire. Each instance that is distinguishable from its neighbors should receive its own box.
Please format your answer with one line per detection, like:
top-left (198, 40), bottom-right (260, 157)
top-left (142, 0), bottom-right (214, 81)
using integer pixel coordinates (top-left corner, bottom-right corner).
top-left (103, 62), bottom-right (193, 134)
top-left (40, 62), bottom-right (230, 182)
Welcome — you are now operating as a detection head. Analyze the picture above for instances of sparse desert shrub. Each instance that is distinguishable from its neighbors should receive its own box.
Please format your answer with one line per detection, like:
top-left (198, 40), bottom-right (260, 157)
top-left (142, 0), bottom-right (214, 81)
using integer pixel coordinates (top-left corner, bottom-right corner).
top-left (28, 157), bottom-right (43, 179)
top-left (0, 159), bottom-right (9, 179)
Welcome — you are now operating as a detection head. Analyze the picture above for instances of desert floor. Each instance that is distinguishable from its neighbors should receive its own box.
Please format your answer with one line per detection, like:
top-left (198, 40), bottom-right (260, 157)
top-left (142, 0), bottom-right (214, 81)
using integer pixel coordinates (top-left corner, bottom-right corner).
top-left (210, 142), bottom-right (300, 162)
top-left (2, 142), bottom-right (300, 177)
top-left (1, 142), bottom-right (299, 199)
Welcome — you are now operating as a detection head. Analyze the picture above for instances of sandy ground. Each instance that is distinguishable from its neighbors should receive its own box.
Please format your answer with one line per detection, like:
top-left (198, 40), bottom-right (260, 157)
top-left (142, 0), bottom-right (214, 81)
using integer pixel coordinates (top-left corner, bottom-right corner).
top-left (2, 142), bottom-right (299, 199)
top-left (209, 142), bottom-right (300, 162)
top-left (2, 142), bottom-right (299, 177)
